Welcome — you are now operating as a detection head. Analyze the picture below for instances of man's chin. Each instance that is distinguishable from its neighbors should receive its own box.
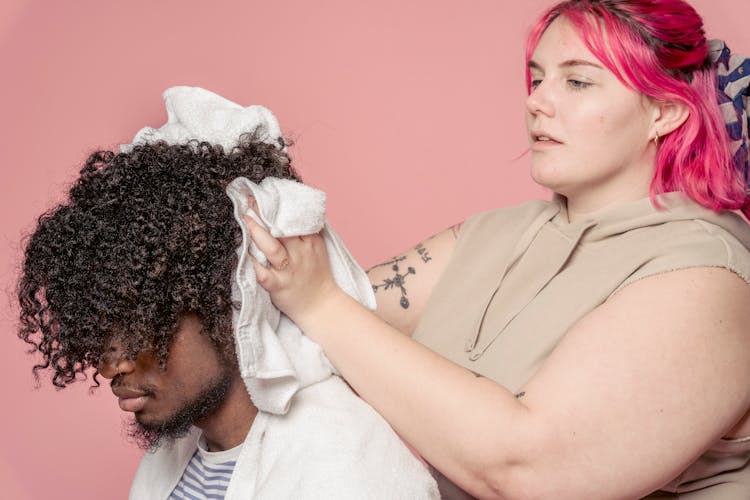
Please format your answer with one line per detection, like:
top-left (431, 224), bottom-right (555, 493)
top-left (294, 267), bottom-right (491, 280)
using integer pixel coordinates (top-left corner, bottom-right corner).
top-left (123, 369), bottom-right (232, 451)
top-left (126, 416), bottom-right (194, 451)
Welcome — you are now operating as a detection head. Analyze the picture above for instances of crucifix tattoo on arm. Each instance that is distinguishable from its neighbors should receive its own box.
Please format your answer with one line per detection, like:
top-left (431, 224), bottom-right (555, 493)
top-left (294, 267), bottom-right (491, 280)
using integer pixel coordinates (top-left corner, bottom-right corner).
top-left (371, 256), bottom-right (416, 309)
top-left (369, 223), bottom-right (460, 310)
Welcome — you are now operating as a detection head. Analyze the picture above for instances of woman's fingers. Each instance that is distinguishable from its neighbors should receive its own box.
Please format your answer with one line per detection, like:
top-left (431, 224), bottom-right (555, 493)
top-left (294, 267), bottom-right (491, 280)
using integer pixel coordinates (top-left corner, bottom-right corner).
top-left (251, 254), bottom-right (277, 289)
top-left (243, 213), bottom-right (290, 272)
top-left (243, 202), bottom-right (337, 321)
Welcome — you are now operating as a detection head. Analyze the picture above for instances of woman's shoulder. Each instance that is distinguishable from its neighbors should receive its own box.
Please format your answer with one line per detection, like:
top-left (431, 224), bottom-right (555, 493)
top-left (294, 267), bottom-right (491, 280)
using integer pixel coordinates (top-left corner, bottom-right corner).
top-left (644, 194), bottom-right (750, 251)
top-left (617, 206), bottom-right (750, 291)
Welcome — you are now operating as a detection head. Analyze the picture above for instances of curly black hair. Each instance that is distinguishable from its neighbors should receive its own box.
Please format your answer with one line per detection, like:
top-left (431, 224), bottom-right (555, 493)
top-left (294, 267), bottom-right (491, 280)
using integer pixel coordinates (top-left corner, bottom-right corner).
top-left (17, 135), bottom-right (300, 388)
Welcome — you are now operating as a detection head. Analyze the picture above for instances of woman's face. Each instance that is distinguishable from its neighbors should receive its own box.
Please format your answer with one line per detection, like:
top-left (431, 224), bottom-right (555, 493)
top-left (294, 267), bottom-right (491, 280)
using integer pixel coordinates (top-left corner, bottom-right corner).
top-left (525, 16), bottom-right (657, 210)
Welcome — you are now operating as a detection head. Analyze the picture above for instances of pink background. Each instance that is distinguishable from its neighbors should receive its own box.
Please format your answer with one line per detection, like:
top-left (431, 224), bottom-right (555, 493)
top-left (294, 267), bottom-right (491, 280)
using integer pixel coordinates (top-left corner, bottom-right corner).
top-left (1, 1), bottom-right (747, 498)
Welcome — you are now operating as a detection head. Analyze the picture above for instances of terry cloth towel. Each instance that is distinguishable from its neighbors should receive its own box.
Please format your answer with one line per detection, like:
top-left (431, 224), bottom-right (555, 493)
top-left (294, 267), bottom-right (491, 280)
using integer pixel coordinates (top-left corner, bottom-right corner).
top-left (121, 85), bottom-right (374, 413)
top-left (226, 176), bottom-right (376, 414)
top-left (120, 86), bottom-right (285, 153)
top-left (123, 86), bottom-right (440, 499)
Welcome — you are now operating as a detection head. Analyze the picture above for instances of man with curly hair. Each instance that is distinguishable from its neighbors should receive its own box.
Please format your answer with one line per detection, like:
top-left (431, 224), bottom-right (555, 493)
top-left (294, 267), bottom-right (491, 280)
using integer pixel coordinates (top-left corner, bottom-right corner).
top-left (19, 137), bottom-right (293, 443)
top-left (19, 136), bottom-right (295, 479)
top-left (17, 134), bottom-right (438, 499)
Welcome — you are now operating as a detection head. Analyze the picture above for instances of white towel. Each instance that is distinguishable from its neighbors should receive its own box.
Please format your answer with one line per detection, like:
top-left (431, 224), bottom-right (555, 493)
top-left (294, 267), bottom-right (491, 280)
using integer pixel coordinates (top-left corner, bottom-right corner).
top-left (120, 85), bottom-right (374, 413)
top-left (123, 87), bottom-right (439, 498)
top-left (226, 176), bottom-right (376, 414)
top-left (120, 86), bottom-right (285, 153)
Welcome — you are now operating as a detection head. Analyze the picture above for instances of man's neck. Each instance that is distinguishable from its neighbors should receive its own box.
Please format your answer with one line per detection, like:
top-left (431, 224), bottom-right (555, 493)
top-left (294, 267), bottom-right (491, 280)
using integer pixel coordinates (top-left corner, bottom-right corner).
top-left (197, 374), bottom-right (258, 452)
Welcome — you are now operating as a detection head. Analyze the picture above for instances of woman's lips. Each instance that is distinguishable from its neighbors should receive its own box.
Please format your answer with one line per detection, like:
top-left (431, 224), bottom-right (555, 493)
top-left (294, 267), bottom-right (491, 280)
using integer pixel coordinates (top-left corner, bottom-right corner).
top-left (531, 138), bottom-right (562, 151)
top-left (529, 131), bottom-right (563, 151)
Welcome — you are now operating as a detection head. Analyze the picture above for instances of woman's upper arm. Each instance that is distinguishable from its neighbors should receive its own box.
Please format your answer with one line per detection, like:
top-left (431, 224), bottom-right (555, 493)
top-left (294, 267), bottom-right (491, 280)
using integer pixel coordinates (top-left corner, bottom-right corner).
top-left (513, 267), bottom-right (750, 497)
top-left (367, 223), bottom-right (461, 335)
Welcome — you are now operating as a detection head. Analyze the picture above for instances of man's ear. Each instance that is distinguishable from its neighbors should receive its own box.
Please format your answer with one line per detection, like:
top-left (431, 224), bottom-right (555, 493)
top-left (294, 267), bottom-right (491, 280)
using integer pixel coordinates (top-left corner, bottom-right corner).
top-left (651, 98), bottom-right (690, 138)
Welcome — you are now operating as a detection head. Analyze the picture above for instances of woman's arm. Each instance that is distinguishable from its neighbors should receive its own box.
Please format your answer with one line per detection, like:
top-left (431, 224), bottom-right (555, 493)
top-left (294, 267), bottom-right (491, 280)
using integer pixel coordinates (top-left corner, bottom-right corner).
top-left (366, 224), bottom-right (461, 335)
top-left (248, 220), bottom-right (750, 499)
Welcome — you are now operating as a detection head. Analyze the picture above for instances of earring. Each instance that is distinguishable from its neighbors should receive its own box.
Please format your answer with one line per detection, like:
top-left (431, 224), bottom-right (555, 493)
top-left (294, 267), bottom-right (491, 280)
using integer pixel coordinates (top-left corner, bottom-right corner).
top-left (653, 131), bottom-right (659, 147)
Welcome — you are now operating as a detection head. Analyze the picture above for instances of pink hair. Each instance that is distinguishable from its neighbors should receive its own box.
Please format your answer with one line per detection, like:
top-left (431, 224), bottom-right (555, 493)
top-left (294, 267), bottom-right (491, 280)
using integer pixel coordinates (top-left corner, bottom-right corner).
top-left (525, 0), bottom-right (749, 216)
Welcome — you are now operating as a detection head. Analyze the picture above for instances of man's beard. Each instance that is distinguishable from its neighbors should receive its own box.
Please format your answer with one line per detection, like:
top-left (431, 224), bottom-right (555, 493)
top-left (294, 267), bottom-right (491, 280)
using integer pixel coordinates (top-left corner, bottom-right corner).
top-left (126, 371), bottom-right (233, 451)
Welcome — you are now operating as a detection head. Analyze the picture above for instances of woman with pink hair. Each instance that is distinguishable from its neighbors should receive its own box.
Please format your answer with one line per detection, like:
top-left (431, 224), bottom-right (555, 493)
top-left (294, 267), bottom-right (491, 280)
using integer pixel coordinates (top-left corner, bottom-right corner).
top-left (247, 1), bottom-right (750, 497)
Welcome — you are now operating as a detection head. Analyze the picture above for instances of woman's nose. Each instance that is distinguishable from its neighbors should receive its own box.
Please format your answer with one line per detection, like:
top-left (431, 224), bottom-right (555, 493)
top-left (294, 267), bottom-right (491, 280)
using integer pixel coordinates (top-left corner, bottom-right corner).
top-left (98, 339), bottom-right (136, 379)
top-left (525, 81), bottom-right (554, 117)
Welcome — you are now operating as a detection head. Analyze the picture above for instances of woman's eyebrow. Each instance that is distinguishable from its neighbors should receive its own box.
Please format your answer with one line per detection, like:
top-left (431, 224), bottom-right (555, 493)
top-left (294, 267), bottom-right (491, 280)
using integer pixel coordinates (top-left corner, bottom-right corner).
top-left (528, 58), bottom-right (605, 71)
top-left (559, 58), bottom-right (604, 69)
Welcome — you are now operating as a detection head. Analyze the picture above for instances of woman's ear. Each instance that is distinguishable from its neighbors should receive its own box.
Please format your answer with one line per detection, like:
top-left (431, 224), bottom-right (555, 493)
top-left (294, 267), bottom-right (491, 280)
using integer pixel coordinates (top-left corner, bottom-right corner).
top-left (651, 98), bottom-right (690, 137)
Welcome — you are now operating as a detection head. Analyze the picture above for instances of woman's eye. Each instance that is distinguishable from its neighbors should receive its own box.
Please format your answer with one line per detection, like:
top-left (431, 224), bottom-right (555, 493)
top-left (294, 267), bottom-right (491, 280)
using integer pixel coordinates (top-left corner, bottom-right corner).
top-left (568, 79), bottom-right (591, 90)
top-left (530, 79), bottom-right (542, 89)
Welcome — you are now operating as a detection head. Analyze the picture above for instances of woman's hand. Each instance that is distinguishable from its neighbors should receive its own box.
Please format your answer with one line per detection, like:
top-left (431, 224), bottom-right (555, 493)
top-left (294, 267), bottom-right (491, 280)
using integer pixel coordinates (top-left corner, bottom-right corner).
top-left (244, 212), bottom-right (341, 324)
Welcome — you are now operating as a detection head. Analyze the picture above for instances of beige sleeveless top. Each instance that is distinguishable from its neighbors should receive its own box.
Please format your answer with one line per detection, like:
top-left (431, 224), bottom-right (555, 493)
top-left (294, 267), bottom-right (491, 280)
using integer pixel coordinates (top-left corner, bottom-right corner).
top-left (413, 193), bottom-right (750, 499)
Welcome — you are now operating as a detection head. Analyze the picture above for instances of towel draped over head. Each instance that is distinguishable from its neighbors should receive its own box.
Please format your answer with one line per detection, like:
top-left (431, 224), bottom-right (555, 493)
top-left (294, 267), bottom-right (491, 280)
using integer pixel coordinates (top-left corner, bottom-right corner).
top-left (121, 86), bottom-right (375, 414)
top-left (124, 86), bottom-right (440, 499)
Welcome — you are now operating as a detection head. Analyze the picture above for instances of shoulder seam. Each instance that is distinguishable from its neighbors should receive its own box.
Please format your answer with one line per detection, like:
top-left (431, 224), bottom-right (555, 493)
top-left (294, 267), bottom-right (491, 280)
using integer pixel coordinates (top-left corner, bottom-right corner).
top-left (692, 219), bottom-right (739, 275)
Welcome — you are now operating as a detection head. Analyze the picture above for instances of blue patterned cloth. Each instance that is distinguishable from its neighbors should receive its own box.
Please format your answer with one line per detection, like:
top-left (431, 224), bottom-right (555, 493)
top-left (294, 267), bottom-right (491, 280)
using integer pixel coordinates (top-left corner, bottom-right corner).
top-left (709, 39), bottom-right (750, 190)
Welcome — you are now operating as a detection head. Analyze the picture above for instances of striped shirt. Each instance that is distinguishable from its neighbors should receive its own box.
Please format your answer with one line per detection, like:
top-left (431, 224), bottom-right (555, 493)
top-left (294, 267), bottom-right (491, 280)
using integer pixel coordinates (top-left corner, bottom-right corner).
top-left (168, 437), bottom-right (241, 500)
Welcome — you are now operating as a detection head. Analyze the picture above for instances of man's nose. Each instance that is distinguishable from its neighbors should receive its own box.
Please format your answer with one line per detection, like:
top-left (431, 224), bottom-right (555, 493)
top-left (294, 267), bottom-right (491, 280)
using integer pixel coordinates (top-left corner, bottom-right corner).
top-left (98, 340), bottom-right (136, 379)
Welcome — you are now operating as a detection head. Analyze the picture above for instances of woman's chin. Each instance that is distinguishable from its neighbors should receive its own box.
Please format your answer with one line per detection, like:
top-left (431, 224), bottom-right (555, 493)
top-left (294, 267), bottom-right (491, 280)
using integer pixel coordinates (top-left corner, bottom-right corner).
top-left (530, 165), bottom-right (567, 193)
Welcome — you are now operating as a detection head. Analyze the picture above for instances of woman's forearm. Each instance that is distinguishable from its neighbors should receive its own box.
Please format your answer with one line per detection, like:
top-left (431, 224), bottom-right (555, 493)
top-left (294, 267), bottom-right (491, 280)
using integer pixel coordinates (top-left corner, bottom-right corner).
top-left (295, 288), bottom-right (536, 499)
top-left (247, 219), bottom-right (543, 497)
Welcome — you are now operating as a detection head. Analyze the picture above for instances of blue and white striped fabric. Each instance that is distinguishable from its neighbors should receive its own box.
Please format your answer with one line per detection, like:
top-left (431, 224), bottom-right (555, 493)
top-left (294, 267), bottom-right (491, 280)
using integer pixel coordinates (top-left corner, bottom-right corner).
top-left (168, 444), bottom-right (239, 500)
top-left (709, 39), bottom-right (750, 188)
